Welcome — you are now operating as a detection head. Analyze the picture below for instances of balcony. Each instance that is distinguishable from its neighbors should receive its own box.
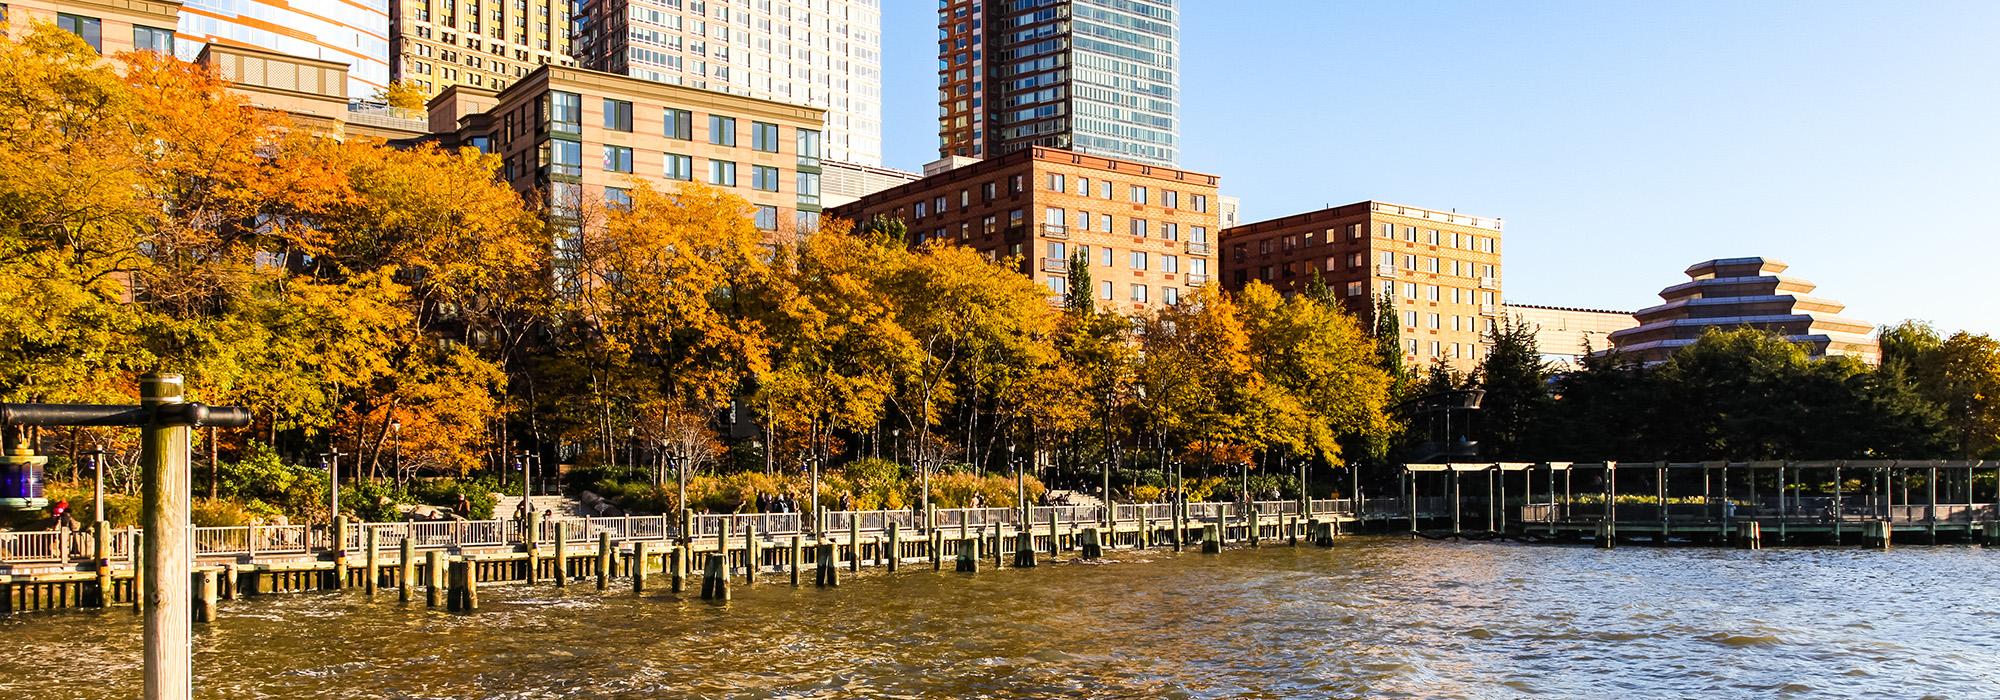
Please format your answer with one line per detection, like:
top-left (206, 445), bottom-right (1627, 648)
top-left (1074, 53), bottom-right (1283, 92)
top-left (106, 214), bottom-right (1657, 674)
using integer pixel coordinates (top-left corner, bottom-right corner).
top-left (1187, 274), bottom-right (1209, 288)
top-left (1187, 241), bottom-right (1211, 256)
top-left (1479, 303), bottom-right (1498, 315)
top-left (1041, 223), bottom-right (1070, 239)
top-left (1377, 263), bottom-right (1398, 278)
top-left (1041, 257), bottom-right (1068, 273)
top-left (1479, 276), bottom-right (1498, 289)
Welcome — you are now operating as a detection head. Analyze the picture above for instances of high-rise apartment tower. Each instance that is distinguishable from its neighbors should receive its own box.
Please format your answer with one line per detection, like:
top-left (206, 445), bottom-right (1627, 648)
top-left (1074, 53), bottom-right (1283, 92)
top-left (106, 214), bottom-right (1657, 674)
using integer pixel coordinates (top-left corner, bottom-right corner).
top-left (939, 0), bottom-right (1179, 166)
top-left (574, 0), bottom-right (884, 167)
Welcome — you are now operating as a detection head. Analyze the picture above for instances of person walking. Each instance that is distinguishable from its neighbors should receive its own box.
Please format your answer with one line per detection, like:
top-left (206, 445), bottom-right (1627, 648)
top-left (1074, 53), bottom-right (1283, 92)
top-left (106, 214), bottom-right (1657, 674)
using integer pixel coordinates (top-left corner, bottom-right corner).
top-left (52, 501), bottom-right (78, 561)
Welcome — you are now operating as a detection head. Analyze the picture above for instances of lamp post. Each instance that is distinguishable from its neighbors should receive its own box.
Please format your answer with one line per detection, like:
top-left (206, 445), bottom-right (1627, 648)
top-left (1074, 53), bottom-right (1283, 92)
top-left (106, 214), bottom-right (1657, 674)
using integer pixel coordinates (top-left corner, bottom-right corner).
top-left (319, 449), bottom-right (343, 521)
top-left (670, 452), bottom-right (687, 529)
top-left (84, 446), bottom-right (106, 523)
top-left (1008, 443), bottom-right (1022, 521)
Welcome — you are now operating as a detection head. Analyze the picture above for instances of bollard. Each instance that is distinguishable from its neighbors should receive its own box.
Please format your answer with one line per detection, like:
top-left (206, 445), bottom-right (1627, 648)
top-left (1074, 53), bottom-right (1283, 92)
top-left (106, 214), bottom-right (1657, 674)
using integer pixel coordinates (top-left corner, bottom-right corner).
top-left (426, 551), bottom-right (444, 607)
top-left (1014, 524), bottom-right (1038, 568)
top-left (887, 522), bottom-right (901, 573)
top-left (192, 570), bottom-right (218, 623)
top-left (790, 535), bottom-right (804, 586)
top-left (700, 549), bottom-right (731, 601)
top-left (632, 542), bottom-right (649, 593)
top-left (930, 531), bottom-right (943, 571)
top-left (597, 532), bottom-right (612, 591)
top-left (1081, 527), bottom-right (1104, 560)
top-left (816, 542), bottom-right (840, 587)
top-left (364, 529), bottom-right (380, 596)
top-left (398, 539), bottom-right (414, 602)
top-left (1201, 522), bottom-right (1221, 554)
top-left (554, 529), bottom-right (569, 587)
top-left (1287, 515), bottom-right (1298, 547)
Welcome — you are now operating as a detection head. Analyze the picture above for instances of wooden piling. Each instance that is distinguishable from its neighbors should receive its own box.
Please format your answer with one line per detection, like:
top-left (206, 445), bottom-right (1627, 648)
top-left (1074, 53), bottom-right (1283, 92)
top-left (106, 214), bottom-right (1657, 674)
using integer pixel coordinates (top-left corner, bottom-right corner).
top-left (1287, 515), bottom-right (1299, 547)
top-left (331, 516), bottom-right (349, 590)
top-left (1046, 511), bottom-right (1060, 561)
top-left (1201, 522), bottom-right (1221, 554)
top-left (456, 559), bottom-right (478, 611)
top-left (425, 551), bottom-right (443, 607)
top-left (815, 542), bottom-right (840, 587)
top-left (631, 542), bottom-right (649, 593)
top-left (848, 517), bottom-right (861, 573)
top-left (700, 548), bottom-right (731, 601)
top-left (669, 545), bottom-right (685, 593)
top-left (886, 522), bottom-right (901, 573)
top-left (130, 530), bottom-right (143, 614)
top-left (1013, 524), bottom-right (1038, 568)
top-left (1983, 521), bottom-right (2000, 547)
top-left (790, 535), bottom-right (804, 586)
top-left (955, 535), bottom-right (979, 573)
top-left (91, 521), bottom-right (112, 609)
top-left (930, 531), bottom-right (943, 571)
top-left (192, 570), bottom-right (218, 623)
top-left (223, 564), bottom-right (239, 601)
top-left (1595, 521), bottom-right (1615, 549)
top-left (554, 530), bottom-right (569, 587)
top-left (364, 528), bottom-right (380, 596)
top-left (596, 532), bottom-right (612, 590)
top-left (990, 525), bottom-right (1003, 568)
top-left (744, 523), bottom-right (759, 584)
top-left (1081, 527), bottom-right (1104, 560)
top-left (1737, 521), bottom-right (1763, 550)
top-left (523, 509), bottom-right (541, 586)
top-left (398, 539), bottom-right (414, 602)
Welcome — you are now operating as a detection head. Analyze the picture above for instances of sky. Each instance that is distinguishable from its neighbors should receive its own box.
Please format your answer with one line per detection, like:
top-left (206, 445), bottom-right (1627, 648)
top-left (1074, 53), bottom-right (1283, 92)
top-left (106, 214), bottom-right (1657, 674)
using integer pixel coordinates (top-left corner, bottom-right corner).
top-left (877, 1), bottom-right (2000, 336)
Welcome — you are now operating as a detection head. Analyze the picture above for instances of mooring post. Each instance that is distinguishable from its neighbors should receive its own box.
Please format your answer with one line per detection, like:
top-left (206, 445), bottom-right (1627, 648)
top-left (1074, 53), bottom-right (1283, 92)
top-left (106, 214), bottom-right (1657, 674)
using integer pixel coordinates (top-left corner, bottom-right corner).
top-left (1014, 521), bottom-right (1037, 568)
top-left (1737, 521), bottom-right (1763, 550)
top-left (1081, 527), bottom-right (1103, 560)
top-left (91, 520), bottom-right (112, 608)
top-left (192, 570), bottom-right (217, 624)
top-left (1287, 514), bottom-right (1298, 547)
top-left (848, 516), bottom-right (861, 573)
top-left (364, 528), bottom-right (380, 596)
top-left (990, 524), bottom-right (1003, 568)
top-left (595, 532), bottom-right (611, 590)
top-left (330, 515), bottom-right (349, 590)
top-left (955, 533), bottom-right (979, 573)
top-left (1202, 521), bottom-right (1221, 554)
top-left (631, 541), bottom-right (649, 593)
top-left (222, 563), bottom-right (239, 601)
top-left (886, 521), bottom-right (901, 573)
top-left (523, 509), bottom-right (541, 585)
top-left (552, 527), bottom-right (568, 587)
top-left (744, 522), bottom-right (759, 584)
top-left (700, 541), bottom-right (731, 602)
top-left (398, 538), bottom-right (415, 602)
top-left (1046, 510), bottom-right (1059, 561)
top-left (930, 530), bottom-right (943, 571)
top-left (816, 542), bottom-right (840, 586)
top-left (139, 374), bottom-right (193, 700)
top-left (457, 559), bottom-right (479, 612)
top-left (425, 551), bottom-right (443, 607)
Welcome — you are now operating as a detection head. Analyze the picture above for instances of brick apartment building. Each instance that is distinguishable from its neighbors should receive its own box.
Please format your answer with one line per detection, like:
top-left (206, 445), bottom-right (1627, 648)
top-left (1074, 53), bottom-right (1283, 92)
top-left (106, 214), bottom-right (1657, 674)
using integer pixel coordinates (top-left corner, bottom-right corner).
top-left (1220, 201), bottom-right (1504, 370)
top-left (826, 147), bottom-right (1220, 314)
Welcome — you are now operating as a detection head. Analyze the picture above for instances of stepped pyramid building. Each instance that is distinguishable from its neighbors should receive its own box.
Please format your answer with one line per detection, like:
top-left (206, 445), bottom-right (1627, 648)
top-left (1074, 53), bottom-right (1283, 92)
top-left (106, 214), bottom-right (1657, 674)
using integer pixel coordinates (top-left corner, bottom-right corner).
top-left (1607, 257), bottom-right (1879, 364)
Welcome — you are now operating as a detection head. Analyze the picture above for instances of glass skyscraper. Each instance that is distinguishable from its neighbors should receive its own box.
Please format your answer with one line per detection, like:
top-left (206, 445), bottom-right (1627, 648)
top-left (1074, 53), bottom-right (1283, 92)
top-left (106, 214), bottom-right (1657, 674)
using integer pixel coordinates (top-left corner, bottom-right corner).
top-left (939, 0), bottom-right (1179, 166)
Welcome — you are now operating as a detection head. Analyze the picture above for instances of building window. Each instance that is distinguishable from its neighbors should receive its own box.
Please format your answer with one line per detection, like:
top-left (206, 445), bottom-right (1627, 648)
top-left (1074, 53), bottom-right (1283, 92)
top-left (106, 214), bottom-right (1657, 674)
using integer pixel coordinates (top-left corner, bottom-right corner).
top-left (548, 139), bottom-right (581, 177)
top-left (1130, 251), bottom-right (1148, 270)
top-left (1164, 287), bottom-right (1180, 305)
top-left (1077, 177), bottom-right (1091, 196)
top-left (1100, 247), bottom-right (1114, 268)
top-left (1404, 311), bottom-right (1418, 328)
top-left (709, 115), bottom-right (736, 145)
top-left (1131, 219), bottom-right (1148, 238)
top-left (796, 210), bottom-right (821, 231)
top-left (1100, 214), bottom-right (1112, 232)
top-left (752, 165), bottom-right (780, 192)
top-left (753, 205), bottom-right (778, 231)
top-left (1428, 313), bottom-right (1441, 329)
top-left (1130, 284), bottom-right (1148, 303)
top-left (602, 145), bottom-right (633, 173)
top-left (1162, 255), bottom-right (1179, 273)
top-left (1076, 211), bottom-right (1090, 231)
top-left (1049, 173), bottom-right (1065, 191)
top-left (751, 121), bottom-right (780, 152)
top-left (665, 154), bottom-right (693, 181)
top-left (1047, 277), bottom-right (1068, 295)
top-left (603, 99), bottom-right (633, 131)
top-left (1191, 226), bottom-right (1209, 243)
top-left (709, 160), bottom-right (736, 186)
top-left (796, 129), bottom-right (821, 166)
top-left (133, 26), bottom-right (174, 54)
top-left (1346, 281), bottom-right (1364, 297)
top-left (1046, 207), bottom-right (1066, 226)
top-left (1100, 281), bottom-right (1114, 300)
top-left (1100, 181), bottom-right (1113, 199)
top-left (605, 187), bottom-right (632, 210)
top-left (548, 91), bottom-right (581, 134)
top-left (58, 14), bottom-right (102, 52)
top-left (1162, 222), bottom-right (1179, 241)
top-left (1192, 194), bottom-right (1209, 213)
top-left (796, 172), bottom-right (820, 206)
top-left (1163, 190), bottom-right (1179, 209)
top-left (664, 108), bottom-right (693, 140)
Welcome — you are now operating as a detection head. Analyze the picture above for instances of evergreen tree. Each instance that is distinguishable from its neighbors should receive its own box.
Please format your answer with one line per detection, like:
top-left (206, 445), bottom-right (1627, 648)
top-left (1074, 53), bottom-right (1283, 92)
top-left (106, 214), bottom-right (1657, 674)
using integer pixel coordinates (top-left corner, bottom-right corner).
top-left (854, 214), bottom-right (908, 244)
top-left (1371, 291), bottom-right (1406, 386)
top-left (1065, 252), bottom-right (1094, 316)
top-left (1303, 268), bottom-right (1337, 307)
top-left (1475, 315), bottom-right (1553, 458)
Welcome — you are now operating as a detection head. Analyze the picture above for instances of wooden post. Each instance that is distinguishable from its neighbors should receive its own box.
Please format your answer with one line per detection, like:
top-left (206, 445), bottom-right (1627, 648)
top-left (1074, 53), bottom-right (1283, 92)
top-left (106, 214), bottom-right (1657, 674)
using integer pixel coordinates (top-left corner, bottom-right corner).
top-left (1201, 522), bottom-right (1221, 553)
top-left (192, 570), bottom-right (217, 623)
top-left (425, 551), bottom-right (443, 607)
top-left (1287, 515), bottom-right (1298, 547)
top-left (1081, 527), bottom-right (1103, 560)
top-left (364, 528), bottom-right (380, 596)
top-left (990, 525), bottom-right (1002, 568)
top-left (1046, 510), bottom-right (1059, 561)
top-left (551, 527), bottom-right (568, 587)
top-left (1737, 521), bottom-right (1762, 550)
top-left (523, 509), bottom-right (541, 585)
top-left (886, 521), bottom-right (901, 573)
top-left (398, 538), bottom-right (415, 602)
top-left (222, 564), bottom-right (239, 601)
top-left (790, 535), bottom-right (803, 586)
top-left (92, 520), bottom-right (112, 608)
top-left (930, 531), bottom-right (943, 571)
top-left (700, 545), bottom-right (731, 601)
top-left (816, 542), bottom-right (840, 586)
top-left (955, 534), bottom-right (978, 573)
top-left (848, 516), bottom-right (861, 573)
top-left (744, 522), bottom-right (759, 584)
top-left (331, 515), bottom-right (349, 590)
top-left (1139, 513), bottom-right (1151, 550)
top-left (1013, 523), bottom-right (1038, 568)
top-left (456, 559), bottom-right (478, 612)
top-left (631, 541), bottom-right (649, 593)
top-left (140, 374), bottom-right (192, 700)
top-left (596, 532), bottom-right (612, 590)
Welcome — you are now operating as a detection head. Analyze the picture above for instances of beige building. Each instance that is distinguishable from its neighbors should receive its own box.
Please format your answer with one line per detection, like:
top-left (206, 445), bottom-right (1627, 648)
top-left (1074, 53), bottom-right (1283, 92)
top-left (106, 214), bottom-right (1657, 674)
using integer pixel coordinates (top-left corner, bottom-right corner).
top-left (827, 148), bottom-right (1222, 314)
top-left (425, 64), bottom-right (827, 254)
top-left (820, 160), bottom-right (921, 209)
top-left (1221, 201), bottom-right (1504, 371)
top-left (1607, 257), bottom-right (1880, 364)
top-left (389, 0), bottom-right (574, 98)
top-left (3, 0), bottom-right (183, 55)
top-left (1503, 303), bottom-right (1637, 368)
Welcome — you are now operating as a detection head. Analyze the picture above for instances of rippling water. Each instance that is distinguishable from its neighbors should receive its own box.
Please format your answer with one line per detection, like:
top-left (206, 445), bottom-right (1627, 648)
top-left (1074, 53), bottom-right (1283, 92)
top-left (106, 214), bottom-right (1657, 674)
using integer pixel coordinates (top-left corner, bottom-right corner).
top-left (5, 538), bottom-right (1999, 698)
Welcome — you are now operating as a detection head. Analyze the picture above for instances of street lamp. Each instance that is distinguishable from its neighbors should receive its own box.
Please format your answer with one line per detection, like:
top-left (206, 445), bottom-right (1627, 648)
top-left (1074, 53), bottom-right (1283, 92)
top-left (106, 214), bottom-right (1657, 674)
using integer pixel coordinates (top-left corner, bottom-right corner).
top-left (1008, 443), bottom-right (1022, 521)
top-left (319, 449), bottom-right (343, 521)
top-left (82, 446), bottom-right (106, 523)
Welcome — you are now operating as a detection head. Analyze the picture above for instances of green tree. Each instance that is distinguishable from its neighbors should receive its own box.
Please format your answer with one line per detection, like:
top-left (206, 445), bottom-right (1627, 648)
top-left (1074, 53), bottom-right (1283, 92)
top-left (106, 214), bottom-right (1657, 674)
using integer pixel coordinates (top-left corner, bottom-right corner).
top-left (1064, 252), bottom-right (1094, 316)
top-left (1475, 314), bottom-right (1553, 458)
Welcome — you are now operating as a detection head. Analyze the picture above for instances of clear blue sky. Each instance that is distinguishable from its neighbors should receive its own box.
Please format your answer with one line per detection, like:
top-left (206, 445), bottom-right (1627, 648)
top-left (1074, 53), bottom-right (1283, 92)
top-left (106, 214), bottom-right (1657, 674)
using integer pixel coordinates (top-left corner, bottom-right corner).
top-left (879, 2), bottom-right (2000, 336)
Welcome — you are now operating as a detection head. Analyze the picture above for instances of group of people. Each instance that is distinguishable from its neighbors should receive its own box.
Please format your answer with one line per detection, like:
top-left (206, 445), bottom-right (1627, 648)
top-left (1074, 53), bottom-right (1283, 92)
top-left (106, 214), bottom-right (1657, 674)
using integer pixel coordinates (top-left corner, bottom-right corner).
top-left (754, 492), bottom-right (802, 513)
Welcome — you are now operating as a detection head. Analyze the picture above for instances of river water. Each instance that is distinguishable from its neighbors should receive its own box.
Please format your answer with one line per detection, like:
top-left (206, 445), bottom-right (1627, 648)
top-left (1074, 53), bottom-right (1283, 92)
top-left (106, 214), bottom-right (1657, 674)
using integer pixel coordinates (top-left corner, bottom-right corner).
top-left (4, 538), bottom-right (1999, 698)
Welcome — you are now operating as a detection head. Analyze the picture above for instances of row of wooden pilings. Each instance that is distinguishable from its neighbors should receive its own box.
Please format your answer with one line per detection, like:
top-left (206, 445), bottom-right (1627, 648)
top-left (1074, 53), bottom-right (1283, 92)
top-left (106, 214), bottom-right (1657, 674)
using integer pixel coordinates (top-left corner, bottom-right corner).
top-left (5, 507), bottom-right (1362, 617)
top-left (1584, 518), bottom-right (1955, 551)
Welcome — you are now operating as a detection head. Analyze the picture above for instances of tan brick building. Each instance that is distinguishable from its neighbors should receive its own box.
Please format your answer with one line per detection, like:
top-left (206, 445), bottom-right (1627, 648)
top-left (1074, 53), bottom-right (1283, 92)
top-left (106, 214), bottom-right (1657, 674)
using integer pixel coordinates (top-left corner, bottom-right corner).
top-left (1220, 201), bottom-right (1504, 370)
top-left (827, 148), bottom-right (1221, 314)
top-left (425, 64), bottom-right (827, 251)
top-left (3, 0), bottom-right (182, 56)
top-left (390, 0), bottom-right (575, 98)
top-left (1503, 303), bottom-right (1637, 368)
